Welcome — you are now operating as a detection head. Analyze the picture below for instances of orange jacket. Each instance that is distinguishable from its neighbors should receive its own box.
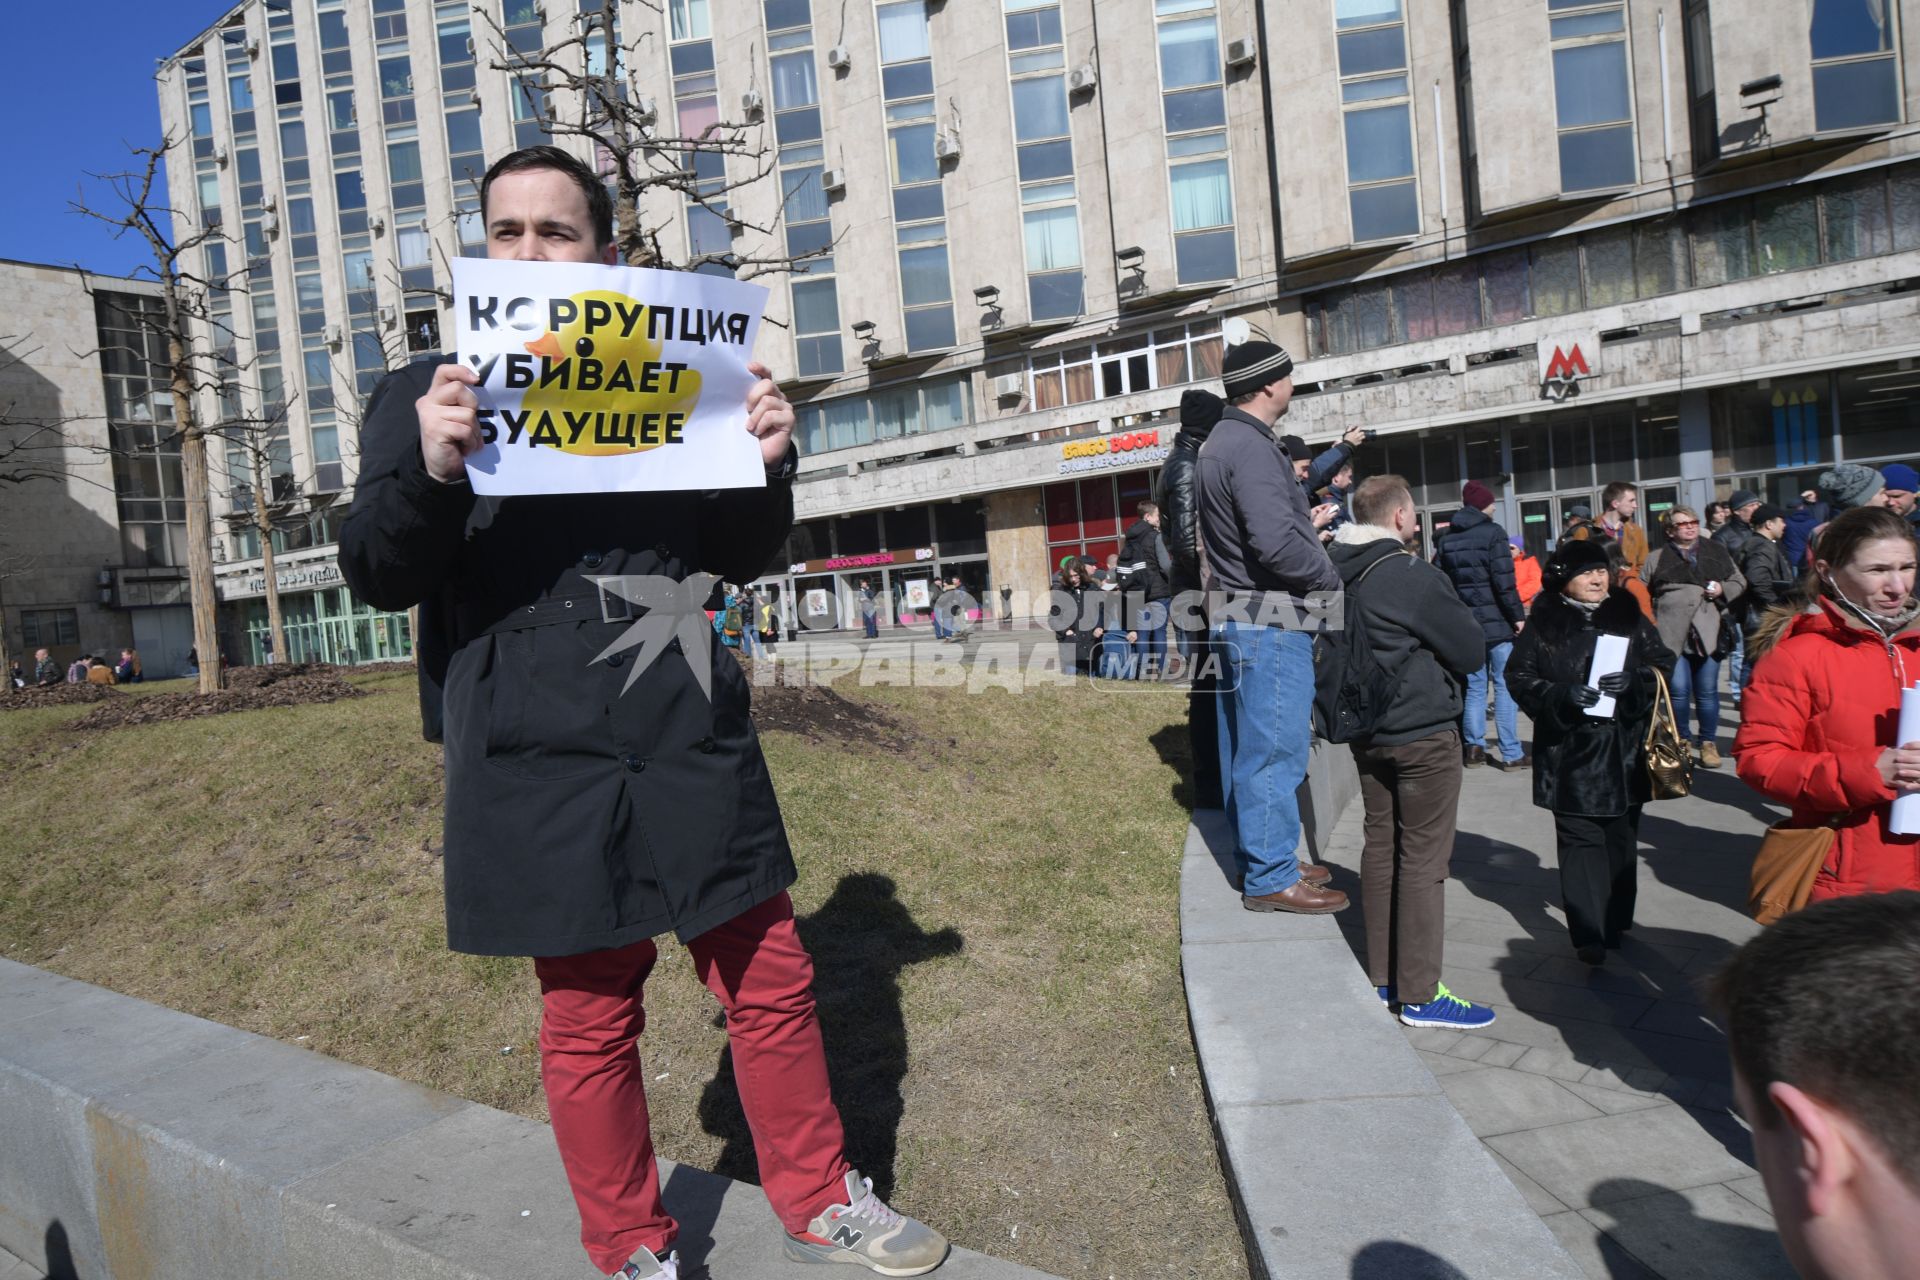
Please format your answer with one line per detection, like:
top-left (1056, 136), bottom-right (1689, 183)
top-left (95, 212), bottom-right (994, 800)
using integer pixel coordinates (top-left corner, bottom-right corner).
top-left (1621, 575), bottom-right (1655, 621)
top-left (1734, 599), bottom-right (1920, 902)
top-left (1512, 552), bottom-right (1543, 606)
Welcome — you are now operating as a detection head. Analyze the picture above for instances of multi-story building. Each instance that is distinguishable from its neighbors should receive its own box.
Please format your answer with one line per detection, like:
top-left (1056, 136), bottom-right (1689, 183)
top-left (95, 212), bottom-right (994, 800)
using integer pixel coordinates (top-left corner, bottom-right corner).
top-left (154, 0), bottom-right (1920, 645)
top-left (0, 261), bottom-right (197, 677)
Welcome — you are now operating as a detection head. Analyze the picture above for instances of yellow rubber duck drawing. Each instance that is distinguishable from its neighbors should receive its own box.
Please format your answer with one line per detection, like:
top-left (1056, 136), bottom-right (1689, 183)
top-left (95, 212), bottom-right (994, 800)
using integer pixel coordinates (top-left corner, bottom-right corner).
top-left (515, 288), bottom-right (703, 457)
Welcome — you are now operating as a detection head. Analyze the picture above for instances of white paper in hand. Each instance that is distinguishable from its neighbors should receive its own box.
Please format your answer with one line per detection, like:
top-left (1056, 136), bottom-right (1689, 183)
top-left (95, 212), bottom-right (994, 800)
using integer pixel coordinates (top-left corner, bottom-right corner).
top-left (1893, 686), bottom-right (1920, 836)
top-left (452, 258), bottom-right (769, 496)
top-left (1583, 633), bottom-right (1630, 718)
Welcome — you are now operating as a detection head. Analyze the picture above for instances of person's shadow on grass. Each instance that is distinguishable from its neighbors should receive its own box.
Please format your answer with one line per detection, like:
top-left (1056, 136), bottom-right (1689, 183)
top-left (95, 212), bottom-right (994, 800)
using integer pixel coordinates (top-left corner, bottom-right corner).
top-left (697, 873), bottom-right (962, 1202)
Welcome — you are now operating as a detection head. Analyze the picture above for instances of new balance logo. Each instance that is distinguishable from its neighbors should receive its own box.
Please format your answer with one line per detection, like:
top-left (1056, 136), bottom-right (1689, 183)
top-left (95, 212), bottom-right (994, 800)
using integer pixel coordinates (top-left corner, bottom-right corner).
top-left (831, 1224), bottom-right (866, 1248)
top-left (1543, 344), bottom-right (1590, 381)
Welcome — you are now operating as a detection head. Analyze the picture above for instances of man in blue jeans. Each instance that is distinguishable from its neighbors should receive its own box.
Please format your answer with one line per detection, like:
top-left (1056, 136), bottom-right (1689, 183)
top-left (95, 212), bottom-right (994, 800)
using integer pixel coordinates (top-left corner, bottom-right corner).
top-left (1196, 340), bottom-right (1349, 914)
top-left (1437, 481), bottom-right (1528, 769)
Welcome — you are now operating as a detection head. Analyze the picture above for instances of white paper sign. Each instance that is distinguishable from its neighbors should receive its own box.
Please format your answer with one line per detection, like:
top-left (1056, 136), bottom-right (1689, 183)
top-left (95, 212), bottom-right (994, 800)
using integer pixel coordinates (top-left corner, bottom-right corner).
top-left (452, 258), bottom-right (770, 496)
top-left (1583, 633), bottom-right (1630, 718)
top-left (1893, 686), bottom-right (1920, 836)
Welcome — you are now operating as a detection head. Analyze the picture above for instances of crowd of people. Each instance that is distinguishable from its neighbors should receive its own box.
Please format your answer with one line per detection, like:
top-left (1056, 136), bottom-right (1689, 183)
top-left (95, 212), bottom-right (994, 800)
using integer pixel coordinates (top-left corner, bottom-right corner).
top-left (1134, 331), bottom-right (1920, 1044)
top-left (8, 646), bottom-right (141, 689)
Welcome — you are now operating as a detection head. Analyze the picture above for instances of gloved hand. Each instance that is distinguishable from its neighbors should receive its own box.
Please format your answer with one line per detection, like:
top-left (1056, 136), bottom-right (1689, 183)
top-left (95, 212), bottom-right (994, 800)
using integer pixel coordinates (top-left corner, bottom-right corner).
top-left (1570, 685), bottom-right (1603, 708)
top-left (1596, 671), bottom-right (1631, 695)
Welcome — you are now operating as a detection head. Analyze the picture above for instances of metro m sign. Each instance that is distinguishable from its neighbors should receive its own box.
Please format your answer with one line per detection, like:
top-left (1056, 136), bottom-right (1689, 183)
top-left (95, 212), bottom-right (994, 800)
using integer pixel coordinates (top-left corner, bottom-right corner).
top-left (1537, 332), bottom-right (1600, 401)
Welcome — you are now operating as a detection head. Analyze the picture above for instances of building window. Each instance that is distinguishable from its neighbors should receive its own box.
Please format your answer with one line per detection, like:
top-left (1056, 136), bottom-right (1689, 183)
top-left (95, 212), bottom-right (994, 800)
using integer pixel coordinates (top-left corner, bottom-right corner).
top-left (1809, 0), bottom-right (1901, 132)
top-left (1156, 1), bottom-right (1236, 283)
top-left (1548, 0), bottom-right (1636, 193)
top-left (1681, 0), bottom-right (1717, 165)
top-left (1005, 0), bottom-right (1084, 321)
top-left (21, 609), bottom-right (80, 650)
top-left (764, 1), bottom-right (843, 376)
top-left (877, 1), bottom-right (955, 350)
top-left (1336, 0), bottom-right (1420, 242)
top-left (666, 1), bottom-right (734, 277)
top-left (794, 376), bottom-right (972, 454)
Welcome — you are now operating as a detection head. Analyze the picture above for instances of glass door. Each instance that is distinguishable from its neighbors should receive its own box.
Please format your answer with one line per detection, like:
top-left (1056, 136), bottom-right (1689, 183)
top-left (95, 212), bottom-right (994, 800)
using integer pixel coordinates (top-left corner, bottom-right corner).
top-left (1518, 498), bottom-right (1554, 560)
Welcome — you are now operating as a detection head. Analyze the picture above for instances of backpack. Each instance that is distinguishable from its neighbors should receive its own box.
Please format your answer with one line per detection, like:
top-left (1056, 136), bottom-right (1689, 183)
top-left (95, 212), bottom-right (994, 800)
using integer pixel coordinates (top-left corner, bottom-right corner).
top-left (1312, 551), bottom-right (1413, 744)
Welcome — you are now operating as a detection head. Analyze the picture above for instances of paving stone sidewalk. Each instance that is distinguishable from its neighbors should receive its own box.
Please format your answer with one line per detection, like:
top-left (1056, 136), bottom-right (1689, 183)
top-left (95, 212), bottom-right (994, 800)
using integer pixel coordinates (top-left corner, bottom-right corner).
top-left (0, 1240), bottom-right (45, 1280)
top-left (1322, 710), bottom-right (1799, 1280)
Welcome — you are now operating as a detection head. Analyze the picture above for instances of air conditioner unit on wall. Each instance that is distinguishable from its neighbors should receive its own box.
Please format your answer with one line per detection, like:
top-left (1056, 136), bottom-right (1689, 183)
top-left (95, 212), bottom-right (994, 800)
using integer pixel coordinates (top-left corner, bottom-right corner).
top-left (821, 168), bottom-right (846, 194)
top-left (1067, 64), bottom-right (1097, 94)
top-left (1225, 37), bottom-right (1257, 69)
top-left (741, 87), bottom-right (765, 116)
top-left (825, 45), bottom-right (851, 71)
top-left (992, 373), bottom-right (1023, 399)
top-left (934, 129), bottom-right (961, 161)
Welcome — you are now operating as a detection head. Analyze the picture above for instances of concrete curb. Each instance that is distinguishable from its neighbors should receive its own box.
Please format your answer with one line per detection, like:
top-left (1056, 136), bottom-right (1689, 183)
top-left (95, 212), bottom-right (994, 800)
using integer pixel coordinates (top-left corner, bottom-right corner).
top-left (0, 958), bottom-right (1056, 1280)
top-left (1180, 798), bottom-right (1586, 1280)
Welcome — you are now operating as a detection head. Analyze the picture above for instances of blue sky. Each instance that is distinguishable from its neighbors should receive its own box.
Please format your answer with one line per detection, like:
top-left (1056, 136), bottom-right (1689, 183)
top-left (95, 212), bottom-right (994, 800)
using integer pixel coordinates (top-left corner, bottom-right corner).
top-left (0, 5), bottom-right (232, 278)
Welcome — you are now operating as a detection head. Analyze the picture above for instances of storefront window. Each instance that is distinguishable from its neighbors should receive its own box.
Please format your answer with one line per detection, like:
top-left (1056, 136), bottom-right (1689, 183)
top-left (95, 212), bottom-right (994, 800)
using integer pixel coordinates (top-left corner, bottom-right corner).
top-left (1835, 364), bottom-right (1920, 462)
top-left (934, 502), bottom-right (987, 557)
top-left (1715, 381), bottom-right (1832, 473)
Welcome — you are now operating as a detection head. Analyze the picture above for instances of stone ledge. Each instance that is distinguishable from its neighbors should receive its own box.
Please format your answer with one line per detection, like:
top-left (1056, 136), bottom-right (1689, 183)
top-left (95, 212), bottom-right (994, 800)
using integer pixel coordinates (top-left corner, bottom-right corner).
top-left (0, 959), bottom-right (1056, 1280)
top-left (1179, 810), bottom-right (1586, 1280)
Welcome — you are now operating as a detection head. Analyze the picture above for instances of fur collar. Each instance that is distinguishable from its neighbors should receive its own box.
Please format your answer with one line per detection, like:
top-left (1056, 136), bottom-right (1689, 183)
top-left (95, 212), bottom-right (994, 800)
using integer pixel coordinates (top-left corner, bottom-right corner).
top-left (1528, 586), bottom-right (1644, 645)
top-left (1334, 522), bottom-right (1403, 546)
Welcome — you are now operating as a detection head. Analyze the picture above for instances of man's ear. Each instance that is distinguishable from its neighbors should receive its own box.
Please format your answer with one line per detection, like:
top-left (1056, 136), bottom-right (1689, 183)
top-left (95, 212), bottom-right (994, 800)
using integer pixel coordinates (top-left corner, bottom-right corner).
top-left (1769, 1082), bottom-right (1857, 1218)
top-left (600, 240), bottom-right (618, 266)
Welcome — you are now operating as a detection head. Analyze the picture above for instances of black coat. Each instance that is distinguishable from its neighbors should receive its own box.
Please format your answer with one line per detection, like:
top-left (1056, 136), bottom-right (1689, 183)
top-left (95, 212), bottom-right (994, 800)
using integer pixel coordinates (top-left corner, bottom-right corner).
top-left (339, 356), bottom-right (800, 957)
top-left (1119, 519), bottom-right (1172, 602)
top-left (1739, 536), bottom-right (1794, 630)
top-left (1049, 582), bottom-right (1105, 665)
top-left (1436, 507), bottom-right (1525, 649)
top-left (1156, 390), bottom-right (1223, 595)
top-left (1507, 588), bottom-right (1676, 818)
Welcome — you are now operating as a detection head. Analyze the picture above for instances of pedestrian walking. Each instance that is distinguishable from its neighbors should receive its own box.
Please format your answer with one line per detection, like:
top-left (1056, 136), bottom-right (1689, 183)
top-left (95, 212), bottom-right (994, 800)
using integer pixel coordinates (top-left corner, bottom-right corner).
top-left (1736, 505), bottom-right (1792, 700)
top-left (1329, 476), bottom-right (1496, 1029)
top-left (1882, 462), bottom-right (1920, 546)
top-left (1644, 506), bottom-right (1746, 769)
top-left (1510, 536), bottom-right (1543, 608)
top-left (1507, 539), bottom-right (1676, 965)
top-left (338, 145), bottom-right (946, 1280)
top-left (1157, 389), bottom-right (1226, 807)
top-left (1120, 502), bottom-right (1173, 677)
top-left (1050, 558), bottom-right (1103, 675)
top-left (857, 578), bottom-right (879, 639)
top-left (1714, 489), bottom-right (1764, 698)
top-left (1704, 500), bottom-right (1733, 535)
top-left (1436, 481), bottom-right (1528, 770)
top-left (1736, 506), bottom-right (1920, 904)
top-left (1197, 340), bottom-right (1346, 914)
top-left (1567, 482), bottom-right (1649, 572)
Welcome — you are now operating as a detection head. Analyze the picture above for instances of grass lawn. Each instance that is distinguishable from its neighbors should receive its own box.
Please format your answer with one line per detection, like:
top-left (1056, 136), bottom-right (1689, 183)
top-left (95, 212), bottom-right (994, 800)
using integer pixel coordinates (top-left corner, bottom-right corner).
top-left (0, 662), bottom-right (1245, 1280)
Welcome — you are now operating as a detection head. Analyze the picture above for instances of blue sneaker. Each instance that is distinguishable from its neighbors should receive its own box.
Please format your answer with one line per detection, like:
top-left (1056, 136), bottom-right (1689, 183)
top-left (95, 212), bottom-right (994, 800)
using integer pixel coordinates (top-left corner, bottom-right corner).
top-left (1375, 985), bottom-right (1392, 1007)
top-left (1396, 983), bottom-right (1496, 1030)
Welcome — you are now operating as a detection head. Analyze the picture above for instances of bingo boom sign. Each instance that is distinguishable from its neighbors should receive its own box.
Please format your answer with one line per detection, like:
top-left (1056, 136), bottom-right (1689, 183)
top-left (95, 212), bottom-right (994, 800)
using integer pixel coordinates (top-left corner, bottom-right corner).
top-left (453, 259), bottom-right (770, 496)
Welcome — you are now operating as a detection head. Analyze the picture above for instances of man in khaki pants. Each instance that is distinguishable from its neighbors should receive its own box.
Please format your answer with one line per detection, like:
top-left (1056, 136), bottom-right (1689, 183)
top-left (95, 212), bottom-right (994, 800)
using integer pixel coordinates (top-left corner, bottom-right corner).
top-left (1326, 476), bottom-right (1499, 1031)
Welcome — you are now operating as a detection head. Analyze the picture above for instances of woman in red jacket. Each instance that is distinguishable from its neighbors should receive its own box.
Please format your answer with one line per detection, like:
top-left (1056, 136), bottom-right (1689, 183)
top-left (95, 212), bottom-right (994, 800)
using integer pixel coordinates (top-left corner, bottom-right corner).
top-left (1736, 507), bottom-right (1920, 901)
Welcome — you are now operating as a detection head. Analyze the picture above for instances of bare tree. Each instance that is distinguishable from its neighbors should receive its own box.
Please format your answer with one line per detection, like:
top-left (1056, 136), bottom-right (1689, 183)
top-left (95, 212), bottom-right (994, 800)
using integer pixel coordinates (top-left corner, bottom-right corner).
top-left (70, 139), bottom-right (231, 694)
top-left (476, 0), bottom-right (830, 276)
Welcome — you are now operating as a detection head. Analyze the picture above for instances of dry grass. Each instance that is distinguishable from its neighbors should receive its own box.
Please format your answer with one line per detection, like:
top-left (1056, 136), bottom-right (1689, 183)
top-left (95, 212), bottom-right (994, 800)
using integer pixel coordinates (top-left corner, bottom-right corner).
top-left (0, 663), bottom-right (1244, 1280)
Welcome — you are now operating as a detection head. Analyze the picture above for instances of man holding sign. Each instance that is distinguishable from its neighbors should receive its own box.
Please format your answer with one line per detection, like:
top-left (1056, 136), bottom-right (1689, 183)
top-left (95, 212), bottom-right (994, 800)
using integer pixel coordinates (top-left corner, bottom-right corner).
top-left (340, 147), bottom-right (948, 1280)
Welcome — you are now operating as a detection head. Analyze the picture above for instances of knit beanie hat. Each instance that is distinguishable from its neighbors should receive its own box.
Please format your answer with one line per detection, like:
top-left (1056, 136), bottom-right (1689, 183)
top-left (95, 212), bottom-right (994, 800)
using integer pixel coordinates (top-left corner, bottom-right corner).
top-left (1462, 480), bottom-right (1496, 510)
top-left (1280, 434), bottom-right (1309, 459)
top-left (1544, 538), bottom-right (1610, 590)
top-left (1221, 341), bottom-right (1294, 400)
top-left (1727, 488), bottom-right (1761, 510)
top-left (1818, 464), bottom-right (1884, 509)
top-left (1881, 462), bottom-right (1920, 493)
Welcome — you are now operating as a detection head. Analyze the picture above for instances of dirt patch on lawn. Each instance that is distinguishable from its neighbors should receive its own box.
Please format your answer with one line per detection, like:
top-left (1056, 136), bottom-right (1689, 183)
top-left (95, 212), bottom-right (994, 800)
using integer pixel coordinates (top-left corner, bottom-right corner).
top-left (737, 657), bottom-right (923, 754)
top-left (70, 667), bottom-right (365, 730)
top-left (2, 683), bottom-right (121, 709)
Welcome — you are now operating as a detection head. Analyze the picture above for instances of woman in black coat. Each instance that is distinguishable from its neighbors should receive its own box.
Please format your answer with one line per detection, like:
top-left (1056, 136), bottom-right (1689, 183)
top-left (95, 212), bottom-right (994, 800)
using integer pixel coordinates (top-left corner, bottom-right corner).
top-left (1506, 539), bottom-right (1676, 965)
top-left (1050, 558), bottom-right (1106, 673)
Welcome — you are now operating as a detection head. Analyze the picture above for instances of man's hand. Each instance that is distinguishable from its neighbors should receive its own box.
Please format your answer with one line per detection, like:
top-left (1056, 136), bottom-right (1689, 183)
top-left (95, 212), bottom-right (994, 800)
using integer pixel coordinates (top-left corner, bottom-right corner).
top-left (746, 360), bottom-right (795, 469)
top-left (1311, 502), bottom-right (1340, 529)
top-left (418, 362), bottom-right (482, 484)
top-left (1341, 425), bottom-right (1367, 448)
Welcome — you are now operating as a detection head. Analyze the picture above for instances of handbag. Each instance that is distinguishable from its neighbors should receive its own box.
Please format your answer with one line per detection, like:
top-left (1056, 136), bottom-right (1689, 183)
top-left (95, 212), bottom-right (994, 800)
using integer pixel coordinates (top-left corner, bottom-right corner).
top-left (1748, 818), bottom-right (1844, 925)
top-left (1643, 667), bottom-right (1693, 800)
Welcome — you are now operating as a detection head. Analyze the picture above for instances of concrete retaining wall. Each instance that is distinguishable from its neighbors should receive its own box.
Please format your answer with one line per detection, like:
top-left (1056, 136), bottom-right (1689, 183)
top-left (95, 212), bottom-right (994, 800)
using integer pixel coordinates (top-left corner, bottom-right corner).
top-left (0, 959), bottom-right (1050, 1280)
top-left (1180, 810), bottom-right (1585, 1280)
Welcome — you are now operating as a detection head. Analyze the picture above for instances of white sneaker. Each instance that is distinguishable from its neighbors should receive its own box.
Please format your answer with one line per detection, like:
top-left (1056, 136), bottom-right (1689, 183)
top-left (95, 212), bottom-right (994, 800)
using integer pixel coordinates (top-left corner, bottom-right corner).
top-left (610, 1244), bottom-right (678, 1280)
top-left (783, 1171), bottom-right (950, 1276)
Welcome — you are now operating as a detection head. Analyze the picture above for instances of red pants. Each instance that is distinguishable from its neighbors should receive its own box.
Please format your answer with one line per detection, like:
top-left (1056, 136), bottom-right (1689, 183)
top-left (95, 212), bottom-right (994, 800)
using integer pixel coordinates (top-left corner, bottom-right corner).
top-left (533, 892), bottom-right (851, 1273)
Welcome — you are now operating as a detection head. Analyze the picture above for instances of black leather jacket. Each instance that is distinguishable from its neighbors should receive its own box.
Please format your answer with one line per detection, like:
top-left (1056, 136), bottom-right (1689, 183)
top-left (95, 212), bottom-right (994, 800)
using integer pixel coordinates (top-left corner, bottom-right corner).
top-left (1157, 389), bottom-right (1225, 594)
